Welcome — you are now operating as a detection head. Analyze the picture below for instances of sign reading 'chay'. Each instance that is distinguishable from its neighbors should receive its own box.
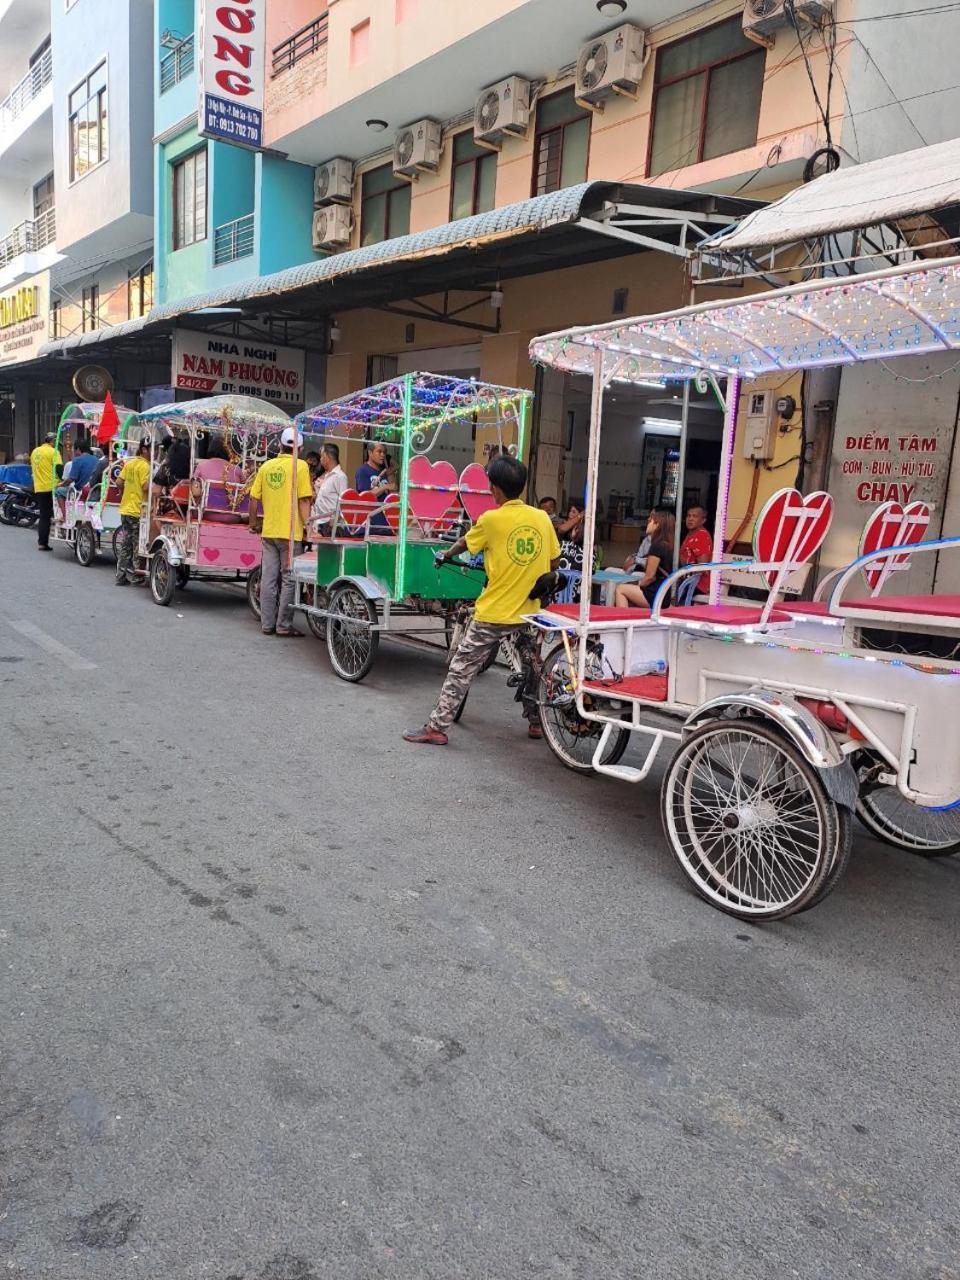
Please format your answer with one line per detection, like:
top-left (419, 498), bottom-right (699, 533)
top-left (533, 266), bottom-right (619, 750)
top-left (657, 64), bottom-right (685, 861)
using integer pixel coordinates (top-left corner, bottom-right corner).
top-left (0, 272), bottom-right (49, 368)
top-left (172, 328), bottom-right (305, 406)
top-left (198, 1), bottom-right (266, 149)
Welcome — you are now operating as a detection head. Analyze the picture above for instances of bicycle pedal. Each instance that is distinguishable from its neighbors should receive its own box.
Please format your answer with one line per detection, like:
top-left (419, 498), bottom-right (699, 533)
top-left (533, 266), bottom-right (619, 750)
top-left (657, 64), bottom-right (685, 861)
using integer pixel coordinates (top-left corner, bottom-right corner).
top-left (506, 674), bottom-right (523, 687)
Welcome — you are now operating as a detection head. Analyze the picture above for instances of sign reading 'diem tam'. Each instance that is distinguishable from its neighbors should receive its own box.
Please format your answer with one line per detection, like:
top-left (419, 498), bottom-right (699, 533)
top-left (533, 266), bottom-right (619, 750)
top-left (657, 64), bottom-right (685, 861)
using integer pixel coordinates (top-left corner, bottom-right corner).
top-left (198, 1), bottom-right (266, 150)
top-left (172, 329), bottom-right (305, 406)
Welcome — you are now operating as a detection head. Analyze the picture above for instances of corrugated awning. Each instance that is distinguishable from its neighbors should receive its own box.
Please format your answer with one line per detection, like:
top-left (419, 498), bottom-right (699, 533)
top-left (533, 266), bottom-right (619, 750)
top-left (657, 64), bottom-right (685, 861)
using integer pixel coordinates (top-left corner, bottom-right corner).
top-left (704, 136), bottom-right (960, 254)
top-left (530, 254), bottom-right (960, 383)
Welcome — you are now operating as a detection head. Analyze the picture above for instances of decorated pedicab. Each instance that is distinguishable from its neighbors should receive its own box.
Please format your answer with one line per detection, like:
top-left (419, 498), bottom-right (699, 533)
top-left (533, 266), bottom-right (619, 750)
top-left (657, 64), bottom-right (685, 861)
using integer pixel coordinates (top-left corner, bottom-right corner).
top-left (134, 395), bottom-right (291, 606)
top-left (290, 373), bottom-right (531, 681)
top-left (526, 254), bottom-right (960, 920)
top-left (51, 401), bottom-right (141, 565)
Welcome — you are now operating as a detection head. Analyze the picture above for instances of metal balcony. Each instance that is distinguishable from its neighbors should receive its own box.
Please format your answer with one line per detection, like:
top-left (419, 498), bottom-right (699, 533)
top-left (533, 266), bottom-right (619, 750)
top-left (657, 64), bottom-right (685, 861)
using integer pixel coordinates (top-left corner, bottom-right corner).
top-left (159, 35), bottom-right (194, 94)
top-left (0, 207), bottom-right (56, 269)
top-left (272, 13), bottom-right (328, 76)
top-left (213, 213), bottom-right (255, 265)
top-left (0, 46), bottom-right (53, 132)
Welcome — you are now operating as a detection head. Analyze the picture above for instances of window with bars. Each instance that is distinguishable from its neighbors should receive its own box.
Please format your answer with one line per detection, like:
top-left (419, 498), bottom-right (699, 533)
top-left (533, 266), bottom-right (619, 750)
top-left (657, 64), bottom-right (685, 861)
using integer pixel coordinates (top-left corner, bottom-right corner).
top-left (69, 61), bottom-right (108, 182)
top-left (450, 131), bottom-right (497, 221)
top-left (33, 173), bottom-right (54, 220)
top-left (82, 284), bottom-right (99, 332)
top-left (648, 17), bottom-right (766, 176)
top-left (128, 263), bottom-right (154, 318)
top-left (360, 164), bottom-right (411, 246)
top-left (532, 88), bottom-right (590, 197)
top-left (172, 149), bottom-right (207, 250)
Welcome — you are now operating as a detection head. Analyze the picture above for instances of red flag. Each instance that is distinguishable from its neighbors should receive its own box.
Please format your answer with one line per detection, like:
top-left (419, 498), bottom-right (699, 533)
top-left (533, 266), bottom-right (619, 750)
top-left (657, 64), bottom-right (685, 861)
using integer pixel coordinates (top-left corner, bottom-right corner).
top-left (97, 390), bottom-right (120, 445)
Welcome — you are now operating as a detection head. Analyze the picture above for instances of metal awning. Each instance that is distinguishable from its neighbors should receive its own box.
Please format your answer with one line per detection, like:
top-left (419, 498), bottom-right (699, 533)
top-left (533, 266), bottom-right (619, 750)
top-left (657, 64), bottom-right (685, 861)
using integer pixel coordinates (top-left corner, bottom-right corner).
top-left (530, 254), bottom-right (960, 383)
top-left (704, 136), bottom-right (960, 254)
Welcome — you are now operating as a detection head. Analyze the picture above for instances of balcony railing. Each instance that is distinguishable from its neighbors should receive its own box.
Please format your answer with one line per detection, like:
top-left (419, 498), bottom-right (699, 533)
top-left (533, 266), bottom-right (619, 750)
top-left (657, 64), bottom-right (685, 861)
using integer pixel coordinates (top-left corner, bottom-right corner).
top-left (213, 213), bottom-right (255, 265)
top-left (272, 13), bottom-right (328, 76)
top-left (159, 35), bottom-right (195, 94)
top-left (0, 47), bottom-right (53, 132)
top-left (0, 208), bottom-right (56, 269)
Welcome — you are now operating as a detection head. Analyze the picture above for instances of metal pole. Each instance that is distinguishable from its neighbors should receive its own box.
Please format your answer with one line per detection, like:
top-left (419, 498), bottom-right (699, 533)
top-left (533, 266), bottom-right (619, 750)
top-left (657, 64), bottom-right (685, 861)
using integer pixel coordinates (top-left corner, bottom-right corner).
top-left (396, 374), bottom-right (412, 594)
top-left (673, 379), bottom-right (690, 572)
top-left (578, 348), bottom-right (606, 680)
top-left (710, 373), bottom-right (741, 605)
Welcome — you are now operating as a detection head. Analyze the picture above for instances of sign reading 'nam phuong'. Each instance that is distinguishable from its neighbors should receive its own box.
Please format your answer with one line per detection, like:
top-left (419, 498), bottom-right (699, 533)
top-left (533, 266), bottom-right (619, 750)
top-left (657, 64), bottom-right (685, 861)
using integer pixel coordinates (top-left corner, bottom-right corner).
top-left (0, 272), bottom-right (50, 368)
top-left (172, 328), bottom-right (305, 406)
top-left (198, 1), bottom-right (266, 150)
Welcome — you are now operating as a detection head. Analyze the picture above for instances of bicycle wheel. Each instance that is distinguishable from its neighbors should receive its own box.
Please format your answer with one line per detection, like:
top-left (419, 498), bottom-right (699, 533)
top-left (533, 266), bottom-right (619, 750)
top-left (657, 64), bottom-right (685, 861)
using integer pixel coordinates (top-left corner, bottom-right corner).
top-left (856, 787), bottom-right (960, 856)
top-left (538, 642), bottom-right (629, 774)
top-left (327, 584), bottom-right (379, 681)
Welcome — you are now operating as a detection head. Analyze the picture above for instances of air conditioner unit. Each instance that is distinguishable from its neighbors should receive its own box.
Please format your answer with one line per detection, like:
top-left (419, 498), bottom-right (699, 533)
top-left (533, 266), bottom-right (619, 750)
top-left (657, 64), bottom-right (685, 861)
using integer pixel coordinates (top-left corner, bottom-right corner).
top-left (314, 157), bottom-right (354, 207)
top-left (474, 76), bottom-right (531, 147)
top-left (312, 205), bottom-right (352, 251)
top-left (742, 0), bottom-right (790, 42)
top-left (393, 118), bottom-right (442, 177)
top-left (575, 23), bottom-right (646, 108)
top-left (794, 0), bottom-right (833, 24)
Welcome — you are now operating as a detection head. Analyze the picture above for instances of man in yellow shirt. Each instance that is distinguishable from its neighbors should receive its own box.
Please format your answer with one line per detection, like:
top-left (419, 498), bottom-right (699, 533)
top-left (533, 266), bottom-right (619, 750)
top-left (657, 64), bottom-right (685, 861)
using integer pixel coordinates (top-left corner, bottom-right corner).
top-left (30, 432), bottom-right (62, 551)
top-left (115, 438), bottom-right (152, 586)
top-left (404, 454), bottom-right (561, 746)
top-left (248, 426), bottom-right (313, 636)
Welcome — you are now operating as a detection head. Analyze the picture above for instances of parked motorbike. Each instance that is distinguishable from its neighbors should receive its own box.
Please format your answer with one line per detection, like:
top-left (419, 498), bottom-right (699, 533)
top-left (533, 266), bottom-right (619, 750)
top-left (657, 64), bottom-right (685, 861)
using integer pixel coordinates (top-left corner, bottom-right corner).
top-left (0, 483), bottom-right (40, 527)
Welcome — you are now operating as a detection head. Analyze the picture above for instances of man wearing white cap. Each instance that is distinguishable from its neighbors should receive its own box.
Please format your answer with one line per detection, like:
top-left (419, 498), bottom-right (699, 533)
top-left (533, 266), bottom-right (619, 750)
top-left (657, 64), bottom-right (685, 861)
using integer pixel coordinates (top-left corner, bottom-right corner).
top-left (248, 427), bottom-right (313, 636)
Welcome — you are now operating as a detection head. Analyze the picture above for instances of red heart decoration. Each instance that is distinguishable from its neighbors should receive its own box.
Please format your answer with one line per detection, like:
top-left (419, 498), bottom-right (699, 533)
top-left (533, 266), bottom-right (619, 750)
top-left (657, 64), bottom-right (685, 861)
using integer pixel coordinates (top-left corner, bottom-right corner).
top-left (382, 493), bottom-right (401, 533)
top-left (459, 463), bottom-right (496, 523)
top-left (860, 500), bottom-right (930, 590)
top-left (239, 552), bottom-right (257, 567)
top-left (201, 547), bottom-right (221, 563)
top-left (408, 456), bottom-right (460, 529)
top-left (339, 489), bottom-right (377, 533)
top-left (753, 488), bottom-right (833, 586)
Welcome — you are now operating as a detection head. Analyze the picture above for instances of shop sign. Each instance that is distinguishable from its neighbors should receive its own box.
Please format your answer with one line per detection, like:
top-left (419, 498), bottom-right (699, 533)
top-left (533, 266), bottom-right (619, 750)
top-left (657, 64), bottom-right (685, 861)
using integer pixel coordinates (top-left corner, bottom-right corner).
top-left (0, 271), bottom-right (50, 368)
top-left (198, 1), bottom-right (266, 149)
top-left (171, 327), bottom-right (305, 406)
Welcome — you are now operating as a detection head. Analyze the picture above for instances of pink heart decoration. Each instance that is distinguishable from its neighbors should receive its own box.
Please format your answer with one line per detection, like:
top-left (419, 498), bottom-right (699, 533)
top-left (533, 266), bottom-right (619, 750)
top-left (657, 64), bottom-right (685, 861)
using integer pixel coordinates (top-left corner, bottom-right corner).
top-left (860, 500), bottom-right (930, 590)
top-left (339, 489), bottom-right (377, 533)
top-left (382, 493), bottom-right (401, 533)
top-left (459, 463), bottom-right (496, 523)
top-left (408, 456), bottom-right (460, 529)
top-left (201, 547), bottom-right (221, 563)
top-left (239, 552), bottom-right (257, 567)
top-left (753, 488), bottom-right (834, 586)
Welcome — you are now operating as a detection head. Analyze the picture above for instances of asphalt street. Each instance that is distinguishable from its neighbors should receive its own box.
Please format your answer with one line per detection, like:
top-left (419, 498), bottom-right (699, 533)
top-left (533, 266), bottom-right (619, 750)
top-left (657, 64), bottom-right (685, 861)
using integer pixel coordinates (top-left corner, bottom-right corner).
top-left (1, 526), bottom-right (958, 1280)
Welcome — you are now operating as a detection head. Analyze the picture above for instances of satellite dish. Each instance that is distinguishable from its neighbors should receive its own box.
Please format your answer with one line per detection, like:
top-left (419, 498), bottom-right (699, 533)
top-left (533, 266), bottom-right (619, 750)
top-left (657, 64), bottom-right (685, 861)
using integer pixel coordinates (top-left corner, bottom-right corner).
top-left (72, 365), bottom-right (114, 402)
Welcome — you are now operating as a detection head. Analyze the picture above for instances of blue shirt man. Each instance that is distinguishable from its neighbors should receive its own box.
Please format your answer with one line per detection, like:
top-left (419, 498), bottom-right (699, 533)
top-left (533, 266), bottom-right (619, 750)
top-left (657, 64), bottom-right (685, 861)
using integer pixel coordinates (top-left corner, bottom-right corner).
top-left (355, 440), bottom-right (392, 532)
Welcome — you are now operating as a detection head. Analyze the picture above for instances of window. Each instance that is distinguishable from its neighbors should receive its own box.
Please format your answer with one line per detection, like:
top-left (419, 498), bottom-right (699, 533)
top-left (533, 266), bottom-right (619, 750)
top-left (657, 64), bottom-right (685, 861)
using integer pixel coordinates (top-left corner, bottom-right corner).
top-left (172, 148), bottom-right (207, 249)
top-left (50, 298), bottom-right (62, 339)
top-left (360, 164), bottom-right (410, 246)
top-left (82, 284), bottom-right (99, 332)
top-left (33, 173), bottom-right (54, 220)
top-left (532, 88), bottom-right (590, 196)
top-left (648, 18), bottom-right (765, 176)
top-left (128, 262), bottom-right (154, 318)
top-left (450, 131), bottom-right (497, 221)
top-left (69, 61), bottom-right (108, 182)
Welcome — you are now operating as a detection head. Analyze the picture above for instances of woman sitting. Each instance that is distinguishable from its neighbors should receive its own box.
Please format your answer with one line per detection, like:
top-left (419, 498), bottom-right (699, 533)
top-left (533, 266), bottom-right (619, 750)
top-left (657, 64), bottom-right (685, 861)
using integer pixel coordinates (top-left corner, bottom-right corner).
top-left (614, 508), bottom-right (675, 610)
top-left (190, 435), bottom-right (243, 522)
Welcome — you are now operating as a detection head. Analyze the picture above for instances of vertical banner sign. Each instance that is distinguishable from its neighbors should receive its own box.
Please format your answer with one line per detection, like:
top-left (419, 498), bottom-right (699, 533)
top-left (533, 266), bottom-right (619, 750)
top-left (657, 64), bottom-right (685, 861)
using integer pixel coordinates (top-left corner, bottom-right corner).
top-left (198, 1), bottom-right (266, 149)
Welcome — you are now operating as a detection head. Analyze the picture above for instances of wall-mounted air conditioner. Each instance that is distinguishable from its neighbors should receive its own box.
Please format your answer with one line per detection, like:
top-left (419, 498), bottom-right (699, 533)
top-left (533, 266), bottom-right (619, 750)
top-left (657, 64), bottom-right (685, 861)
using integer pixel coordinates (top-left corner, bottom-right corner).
top-left (393, 119), bottom-right (442, 177)
top-left (474, 76), bottom-right (531, 148)
top-left (312, 204), bottom-right (352, 250)
top-left (575, 23), bottom-right (646, 108)
top-left (314, 158), bottom-right (354, 207)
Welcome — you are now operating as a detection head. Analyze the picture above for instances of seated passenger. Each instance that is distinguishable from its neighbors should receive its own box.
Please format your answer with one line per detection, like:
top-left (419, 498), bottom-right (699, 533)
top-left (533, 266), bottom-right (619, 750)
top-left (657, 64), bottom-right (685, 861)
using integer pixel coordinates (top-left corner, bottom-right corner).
top-left (191, 435), bottom-right (243, 520)
top-left (614, 509), bottom-right (675, 609)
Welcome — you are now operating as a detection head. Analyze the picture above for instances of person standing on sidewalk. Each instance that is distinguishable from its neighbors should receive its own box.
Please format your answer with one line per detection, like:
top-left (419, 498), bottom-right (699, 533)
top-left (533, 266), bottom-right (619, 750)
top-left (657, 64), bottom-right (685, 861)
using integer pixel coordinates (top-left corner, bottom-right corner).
top-left (403, 454), bottom-right (560, 746)
top-left (114, 438), bottom-right (152, 586)
top-left (30, 432), bottom-right (61, 552)
top-left (248, 426), bottom-right (313, 637)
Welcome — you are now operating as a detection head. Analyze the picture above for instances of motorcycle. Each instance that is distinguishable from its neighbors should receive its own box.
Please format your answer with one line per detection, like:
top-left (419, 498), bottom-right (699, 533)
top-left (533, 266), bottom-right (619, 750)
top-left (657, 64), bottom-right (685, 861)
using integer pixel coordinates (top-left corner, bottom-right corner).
top-left (0, 483), bottom-right (40, 527)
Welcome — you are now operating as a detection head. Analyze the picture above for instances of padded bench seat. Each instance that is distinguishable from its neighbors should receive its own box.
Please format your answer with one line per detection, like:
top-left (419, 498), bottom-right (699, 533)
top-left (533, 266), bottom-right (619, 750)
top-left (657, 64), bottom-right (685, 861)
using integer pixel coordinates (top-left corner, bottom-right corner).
top-left (841, 593), bottom-right (960, 620)
top-left (545, 603), bottom-right (792, 628)
top-left (583, 674), bottom-right (669, 702)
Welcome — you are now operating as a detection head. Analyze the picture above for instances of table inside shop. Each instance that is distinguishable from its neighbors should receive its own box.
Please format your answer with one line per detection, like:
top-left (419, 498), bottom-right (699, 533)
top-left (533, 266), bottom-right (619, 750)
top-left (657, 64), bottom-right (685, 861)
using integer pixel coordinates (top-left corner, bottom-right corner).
top-left (561, 569), bottom-right (644, 605)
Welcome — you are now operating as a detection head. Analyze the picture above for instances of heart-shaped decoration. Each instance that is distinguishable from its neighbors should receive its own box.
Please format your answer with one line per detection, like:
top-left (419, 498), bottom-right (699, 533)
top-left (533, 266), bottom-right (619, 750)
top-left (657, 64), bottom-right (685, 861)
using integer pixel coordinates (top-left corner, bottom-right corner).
top-left (753, 488), bottom-right (833, 586)
top-left (201, 547), bottom-right (221, 563)
top-left (239, 552), bottom-right (257, 568)
top-left (459, 463), bottom-right (496, 523)
top-left (382, 493), bottom-right (401, 533)
top-left (408, 456), bottom-right (460, 529)
top-left (860, 499), bottom-right (930, 590)
top-left (339, 489), bottom-right (377, 533)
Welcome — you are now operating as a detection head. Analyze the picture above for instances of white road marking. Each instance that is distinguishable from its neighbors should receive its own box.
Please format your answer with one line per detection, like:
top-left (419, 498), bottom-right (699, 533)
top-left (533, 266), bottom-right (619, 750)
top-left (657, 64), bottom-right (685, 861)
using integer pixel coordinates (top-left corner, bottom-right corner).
top-left (7, 619), bottom-right (97, 671)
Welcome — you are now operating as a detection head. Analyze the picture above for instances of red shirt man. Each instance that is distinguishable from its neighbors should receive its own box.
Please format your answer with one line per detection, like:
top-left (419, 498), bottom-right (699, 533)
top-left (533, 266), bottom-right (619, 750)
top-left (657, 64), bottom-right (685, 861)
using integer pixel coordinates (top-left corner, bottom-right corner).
top-left (680, 506), bottom-right (713, 595)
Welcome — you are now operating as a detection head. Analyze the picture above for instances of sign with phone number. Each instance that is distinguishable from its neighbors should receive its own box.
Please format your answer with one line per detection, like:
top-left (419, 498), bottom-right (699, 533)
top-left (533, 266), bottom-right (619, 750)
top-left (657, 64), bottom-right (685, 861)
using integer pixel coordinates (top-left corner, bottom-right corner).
top-left (202, 94), bottom-right (262, 148)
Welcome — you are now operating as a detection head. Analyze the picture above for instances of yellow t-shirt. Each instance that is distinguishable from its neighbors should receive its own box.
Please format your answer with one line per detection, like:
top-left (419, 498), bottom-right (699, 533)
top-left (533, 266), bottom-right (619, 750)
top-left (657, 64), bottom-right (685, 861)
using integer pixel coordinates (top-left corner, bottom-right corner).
top-left (30, 443), bottom-right (62, 493)
top-left (465, 499), bottom-right (561, 625)
top-left (119, 456), bottom-right (151, 517)
top-left (250, 454), bottom-right (313, 540)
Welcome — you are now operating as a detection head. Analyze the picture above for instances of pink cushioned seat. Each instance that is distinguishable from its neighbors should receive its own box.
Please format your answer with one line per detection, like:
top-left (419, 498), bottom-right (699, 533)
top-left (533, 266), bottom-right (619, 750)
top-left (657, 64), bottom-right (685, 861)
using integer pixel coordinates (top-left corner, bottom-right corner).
top-left (784, 600), bottom-right (831, 616)
top-left (583, 674), bottom-right (669, 702)
top-left (660, 604), bottom-right (792, 626)
top-left (843, 594), bottom-right (960, 618)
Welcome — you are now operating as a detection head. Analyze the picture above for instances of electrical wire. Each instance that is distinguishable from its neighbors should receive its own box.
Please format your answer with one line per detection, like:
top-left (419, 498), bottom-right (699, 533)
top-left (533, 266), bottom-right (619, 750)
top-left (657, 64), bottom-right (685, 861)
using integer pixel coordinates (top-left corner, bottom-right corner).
top-left (851, 31), bottom-right (928, 145)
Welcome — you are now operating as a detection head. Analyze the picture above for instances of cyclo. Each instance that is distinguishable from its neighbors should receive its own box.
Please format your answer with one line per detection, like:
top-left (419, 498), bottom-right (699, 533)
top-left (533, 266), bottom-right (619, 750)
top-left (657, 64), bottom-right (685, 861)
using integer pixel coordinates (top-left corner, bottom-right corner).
top-left (526, 254), bottom-right (960, 920)
top-left (134, 395), bottom-right (291, 606)
top-left (50, 401), bottom-right (141, 565)
top-left (290, 373), bottom-right (531, 681)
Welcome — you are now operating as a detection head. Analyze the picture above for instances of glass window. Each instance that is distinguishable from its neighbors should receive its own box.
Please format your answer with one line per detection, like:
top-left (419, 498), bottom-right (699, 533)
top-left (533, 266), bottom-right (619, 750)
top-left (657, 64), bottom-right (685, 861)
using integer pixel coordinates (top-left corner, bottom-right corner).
top-left (360, 164), bottom-right (410, 246)
top-left (50, 298), bottom-right (61, 339)
top-left (172, 149), bottom-right (207, 250)
top-left (450, 131), bottom-right (497, 221)
top-left (68, 61), bottom-right (108, 182)
top-left (532, 88), bottom-right (590, 196)
top-left (33, 173), bottom-right (54, 219)
top-left (649, 17), bottom-right (765, 175)
top-left (81, 284), bottom-right (99, 332)
top-left (128, 263), bottom-right (154, 318)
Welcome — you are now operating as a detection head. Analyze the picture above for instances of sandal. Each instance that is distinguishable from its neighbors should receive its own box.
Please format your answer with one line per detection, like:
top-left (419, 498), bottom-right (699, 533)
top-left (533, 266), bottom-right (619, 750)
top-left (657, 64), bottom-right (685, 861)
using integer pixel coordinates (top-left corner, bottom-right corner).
top-left (275, 629), bottom-right (304, 638)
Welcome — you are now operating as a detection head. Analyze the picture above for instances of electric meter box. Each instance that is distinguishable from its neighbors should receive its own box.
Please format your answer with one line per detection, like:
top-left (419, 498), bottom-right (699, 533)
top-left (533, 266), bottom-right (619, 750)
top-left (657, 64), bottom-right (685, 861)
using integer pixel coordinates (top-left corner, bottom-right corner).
top-left (742, 389), bottom-right (780, 460)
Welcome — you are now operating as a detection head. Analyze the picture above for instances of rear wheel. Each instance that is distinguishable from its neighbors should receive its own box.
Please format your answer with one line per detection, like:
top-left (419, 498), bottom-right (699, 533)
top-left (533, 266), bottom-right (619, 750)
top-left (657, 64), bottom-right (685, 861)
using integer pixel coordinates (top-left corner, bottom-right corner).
top-left (176, 565), bottom-right (190, 589)
top-left (246, 566), bottom-right (262, 620)
top-left (305, 588), bottom-right (328, 641)
top-left (75, 524), bottom-right (96, 566)
top-left (149, 550), bottom-right (176, 606)
top-left (538, 642), bottom-right (629, 774)
top-left (111, 527), bottom-right (122, 561)
top-left (856, 787), bottom-right (960, 856)
top-left (327, 584), bottom-right (379, 682)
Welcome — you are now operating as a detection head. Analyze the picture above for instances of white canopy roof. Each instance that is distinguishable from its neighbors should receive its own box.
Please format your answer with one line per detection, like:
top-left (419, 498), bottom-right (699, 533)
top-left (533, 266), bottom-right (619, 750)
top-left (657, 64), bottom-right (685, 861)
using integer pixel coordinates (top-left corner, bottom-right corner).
top-left (704, 136), bottom-right (960, 254)
top-left (529, 255), bottom-right (960, 384)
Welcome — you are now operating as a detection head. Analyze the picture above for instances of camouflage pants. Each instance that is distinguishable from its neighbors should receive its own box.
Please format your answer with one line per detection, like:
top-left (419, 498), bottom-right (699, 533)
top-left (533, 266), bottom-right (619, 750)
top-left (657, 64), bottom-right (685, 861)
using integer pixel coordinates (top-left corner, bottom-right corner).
top-left (115, 515), bottom-right (139, 583)
top-left (429, 620), bottom-right (541, 732)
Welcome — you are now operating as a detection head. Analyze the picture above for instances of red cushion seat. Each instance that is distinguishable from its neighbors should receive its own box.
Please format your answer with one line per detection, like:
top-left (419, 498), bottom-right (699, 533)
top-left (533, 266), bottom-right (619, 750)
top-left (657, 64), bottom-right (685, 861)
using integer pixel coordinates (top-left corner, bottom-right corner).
top-left (583, 674), bottom-right (669, 702)
top-left (842, 593), bottom-right (960, 619)
top-left (783, 600), bottom-right (831, 616)
top-left (660, 604), bottom-right (792, 626)
top-left (546, 604), bottom-right (645, 623)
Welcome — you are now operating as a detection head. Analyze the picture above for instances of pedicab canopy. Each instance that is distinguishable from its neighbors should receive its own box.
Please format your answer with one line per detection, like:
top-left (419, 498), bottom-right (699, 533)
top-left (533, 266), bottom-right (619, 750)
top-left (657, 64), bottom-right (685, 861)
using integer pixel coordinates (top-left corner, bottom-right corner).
top-left (59, 401), bottom-right (139, 428)
top-left (137, 394), bottom-right (291, 432)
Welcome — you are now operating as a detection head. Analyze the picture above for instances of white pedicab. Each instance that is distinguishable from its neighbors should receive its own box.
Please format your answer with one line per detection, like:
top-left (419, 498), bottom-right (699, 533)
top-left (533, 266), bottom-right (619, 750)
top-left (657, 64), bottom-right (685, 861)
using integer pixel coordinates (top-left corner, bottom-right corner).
top-left (51, 401), bottom-right (140, 565)
top-left (528, 255), bottom-right (960, 920)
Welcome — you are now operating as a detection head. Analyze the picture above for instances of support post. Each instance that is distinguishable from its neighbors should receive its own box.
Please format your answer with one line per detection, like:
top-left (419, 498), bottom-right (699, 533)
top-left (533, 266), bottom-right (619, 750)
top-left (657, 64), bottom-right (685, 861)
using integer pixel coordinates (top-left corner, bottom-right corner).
top-left (578, 348), bottom-right (606, 682)
top-left (673, 379), bottom-right (691, 572)
top-left (710, 373), bottom-right (741, 605)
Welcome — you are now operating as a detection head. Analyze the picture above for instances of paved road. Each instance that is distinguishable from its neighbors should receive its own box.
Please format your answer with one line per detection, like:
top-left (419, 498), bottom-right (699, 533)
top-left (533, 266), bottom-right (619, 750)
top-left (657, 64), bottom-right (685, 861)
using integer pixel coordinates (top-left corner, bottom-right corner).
top-left (1, 528), bottom-right (958, 1280)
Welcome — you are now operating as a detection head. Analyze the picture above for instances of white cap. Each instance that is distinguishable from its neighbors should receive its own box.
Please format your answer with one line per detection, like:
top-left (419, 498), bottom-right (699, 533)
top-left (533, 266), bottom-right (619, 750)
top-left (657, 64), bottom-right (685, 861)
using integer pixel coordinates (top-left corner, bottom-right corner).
top-left (281, 426), bottom-right (303, 448)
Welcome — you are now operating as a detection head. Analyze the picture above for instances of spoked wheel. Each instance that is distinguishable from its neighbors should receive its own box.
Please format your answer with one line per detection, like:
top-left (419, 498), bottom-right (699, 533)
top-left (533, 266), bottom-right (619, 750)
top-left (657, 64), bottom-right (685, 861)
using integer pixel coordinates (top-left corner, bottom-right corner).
top-left (661, 719), bottom-right (850, 920)
top-left (75, 524), bottom-right (96, 566)
top-left (537, 641), bottom-right (629, 775)
top-left (326, 584), bottom-right (379, 682)
top-left (856, 787), bottom-right (960, 856)
top-left (149, 551), bottom-right (177, 606)
top-left (246, 566), bottom-right (262, 620)
top-left (176, 565), bottom-right (190, 589)
top-left (111, 527), bottom-right (122, 561)
top-left (305, 588), bottom-right (328, 641)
